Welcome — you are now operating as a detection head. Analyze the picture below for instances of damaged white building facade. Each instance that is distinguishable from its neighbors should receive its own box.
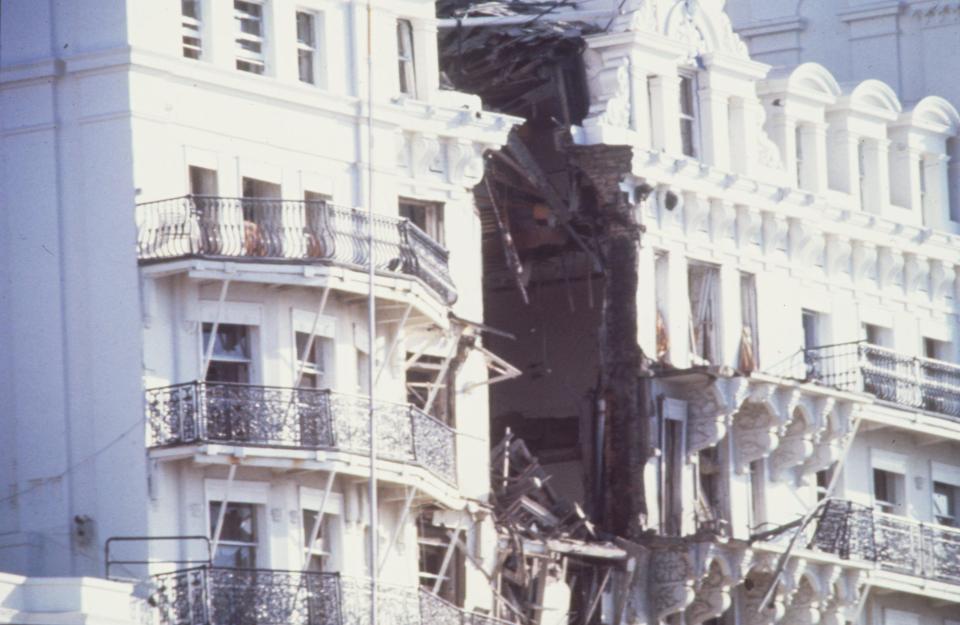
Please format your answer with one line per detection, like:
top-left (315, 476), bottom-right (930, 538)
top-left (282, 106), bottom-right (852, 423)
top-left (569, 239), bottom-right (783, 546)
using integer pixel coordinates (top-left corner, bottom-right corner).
top-left (2, 1), bottom-right (960, 625)
top-left (0, 0), bottom-right (520, 622)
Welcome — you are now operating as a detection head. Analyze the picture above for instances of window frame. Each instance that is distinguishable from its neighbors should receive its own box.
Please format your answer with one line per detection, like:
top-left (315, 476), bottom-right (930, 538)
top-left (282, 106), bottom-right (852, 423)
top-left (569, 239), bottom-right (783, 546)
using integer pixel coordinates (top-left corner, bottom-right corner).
top-left (872, 467), bottom-right (903, 515)
top-left (234, 0), bottom-right (268, 75)
top-left (678, 73), bottom-right (700, 159)
top-left (396, 18), bottom-right (417, 97)
top-left (181, 0), bottom-right (204, 59)
top-left (399, 198), bottom-right (444, 246)
top-left (295, 330), bottom-right (331, 389)
top-left (295, 9), bottom-right (323, 86)
top-left (933, 481), bottom-right (958, 527)
top-left (208, 500), bottom-right (260, 568)
top-left (202, 322), bottom-right (254, 384)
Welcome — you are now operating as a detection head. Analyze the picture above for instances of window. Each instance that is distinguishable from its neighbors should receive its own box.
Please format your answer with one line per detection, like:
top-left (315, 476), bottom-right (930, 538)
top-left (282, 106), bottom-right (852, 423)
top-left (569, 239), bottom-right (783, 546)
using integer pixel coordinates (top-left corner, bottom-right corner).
top-left (241, 176), bottom-right (281, 221)
top-left (815, 467), bottom-right (831, 501)
top-left (923, 337), bottom-right (949, 361)
top-left (801, 309), bottom-right (820, 350)
top-left (296, 11), bottom-right (320, 84)
top-left (397, 19), bottom-right (416, 96)
top-left (356, 349), bottom-right (370, 395)
top-left (873, 468), bottom-right (902, 514)
top-left (696, 446), bottom-right (723, 531)
top-left (189, 165), bottom-right (218, 196)
top-left (399, 198), bottom-right (444, 245)
top-left (210, 501), bottom-right (258, 567)
top-left (679, 75), bottom-right (698, 158)
top-left (406, 353), bottom-right (451, 425)
top-left (203, 323), bottom-right (252, 383)
top-left (417, 511), bottom-right (462, 604)
top-left (688, 263), bottom-right (720, 364)
top-left (861, 323), bottom-right (890, 347)
top-left (646, 75), bottom-right (657, 149)
top-left (235, 1), bottom-right (266, 74)
top-left (302, 509), bottom-right (331, 571)
top-left (295, 331), bottom-right (328, 388)
top-left (933, 482), bottom-right (958, 527)
top-left (182, 0), bottom-right (203, 59)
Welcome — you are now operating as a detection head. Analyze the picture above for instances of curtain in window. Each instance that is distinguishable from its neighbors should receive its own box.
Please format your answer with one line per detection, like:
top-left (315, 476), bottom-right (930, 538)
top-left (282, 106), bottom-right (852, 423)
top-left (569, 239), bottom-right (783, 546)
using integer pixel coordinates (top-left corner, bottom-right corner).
top-left (688, 267), bottom-right (718, 364)
top-left (656, 309), bottom-right (670, 364)
top-left (739, 274), bottom-right (759, 373)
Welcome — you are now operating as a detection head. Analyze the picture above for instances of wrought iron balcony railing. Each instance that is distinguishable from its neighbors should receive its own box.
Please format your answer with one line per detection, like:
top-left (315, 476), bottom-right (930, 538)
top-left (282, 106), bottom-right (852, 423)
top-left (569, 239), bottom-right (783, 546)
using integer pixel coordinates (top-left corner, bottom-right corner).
top-left (151, 567), bottom-right (510, 625)
top-left (136, 196), bottom-right (457, 304)
top-left (767, 341), bottom-right (960, 419)
top-left (146, 383), bottom-right (456, 486)
top-left (810, 499), bottom-right (960, 584)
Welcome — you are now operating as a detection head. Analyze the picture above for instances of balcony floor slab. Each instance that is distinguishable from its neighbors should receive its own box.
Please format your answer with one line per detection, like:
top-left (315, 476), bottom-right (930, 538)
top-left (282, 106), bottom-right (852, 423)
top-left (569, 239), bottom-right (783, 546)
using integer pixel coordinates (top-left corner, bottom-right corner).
top-left (140, 259), bottom-right (451, 328)
top-left (148, 443), bottom-right (464, 509)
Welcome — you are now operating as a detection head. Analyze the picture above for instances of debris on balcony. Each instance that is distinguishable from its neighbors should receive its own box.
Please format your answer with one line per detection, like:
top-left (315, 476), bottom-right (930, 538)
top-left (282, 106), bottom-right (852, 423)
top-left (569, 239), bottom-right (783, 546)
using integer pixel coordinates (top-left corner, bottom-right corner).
top-left (490, 430), bottom-right (634, 624)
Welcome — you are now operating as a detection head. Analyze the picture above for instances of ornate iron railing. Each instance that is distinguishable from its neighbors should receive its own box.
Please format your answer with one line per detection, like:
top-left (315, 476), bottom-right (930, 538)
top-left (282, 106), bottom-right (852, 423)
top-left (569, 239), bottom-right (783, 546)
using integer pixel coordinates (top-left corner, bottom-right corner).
top-left (151, 567), bottom-right (511, 625)
top-left (810, 499), bottom-right (960, 584)
top-left (145, 383), bottom-right (456, 486)
top-left (136, 196), bottom-right (456, 304)
top-left (767, 341), bottom-right (960, 419)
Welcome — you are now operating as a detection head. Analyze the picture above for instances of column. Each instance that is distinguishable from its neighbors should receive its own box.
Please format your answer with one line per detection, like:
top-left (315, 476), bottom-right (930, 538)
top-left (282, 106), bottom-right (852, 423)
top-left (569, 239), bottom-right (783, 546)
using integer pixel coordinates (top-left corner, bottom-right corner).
top-left (923, 153), bottom-right (951, 229)
top-left (698, 88), bottom-right (731, 170)
top-left (649, 75), bottom-right (682, 155)
top-left (827, 128), bottom-right (859, 199)
top-left (888, 140), bottom-right (920, 210)
top-left (863, 138), bottom-right (890, 215)
top-left (737, 99), bottom-right (765, 176)
top-left (630, 62), bottom-right (652, 148)
top-left (806, 122), bottom-right (829, 194)
top-left (665, 250), bottom-right (690, 367)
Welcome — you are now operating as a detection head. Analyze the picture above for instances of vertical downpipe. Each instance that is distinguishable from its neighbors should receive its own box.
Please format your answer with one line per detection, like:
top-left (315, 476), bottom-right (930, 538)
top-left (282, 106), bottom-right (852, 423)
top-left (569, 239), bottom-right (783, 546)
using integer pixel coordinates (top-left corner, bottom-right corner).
top-left (365, 2), bottom-right (379, 624)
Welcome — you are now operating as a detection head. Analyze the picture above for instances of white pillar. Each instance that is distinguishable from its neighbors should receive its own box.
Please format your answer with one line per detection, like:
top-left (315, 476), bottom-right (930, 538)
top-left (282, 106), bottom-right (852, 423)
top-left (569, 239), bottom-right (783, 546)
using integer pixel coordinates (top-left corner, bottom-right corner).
top-left (827, 127), bottom-right (858, 197)
top-left (863, 138), bottom-right (890, 215)
top-left (804, 122), bottom-right (828, 193)
top-left (698, 88), bottom-right (731, 170)
top-left (649, 75), bottom-right (682, 155)
top-left (924, 153), bottom-right (951, 229)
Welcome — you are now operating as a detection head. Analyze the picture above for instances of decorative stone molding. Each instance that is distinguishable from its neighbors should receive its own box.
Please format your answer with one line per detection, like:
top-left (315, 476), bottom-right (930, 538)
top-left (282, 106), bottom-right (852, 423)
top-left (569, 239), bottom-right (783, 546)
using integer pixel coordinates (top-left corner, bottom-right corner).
top-left (877, 246), bottom-right (905, 291)
top-left (611, 1), bottom-right (751, 58)
top-left (818, 569), bottom-right (865, 625)
top-left (779, 574), bottom-right (822, 625)
top-left (930, 259), bottom-right (957, 302)
top-left (761, 212), bottom-right (789, 256)
top-left (685, 194), bottom-right (712, 235)
top-left (903, 253), bottom-right (931, 296)
top-left (684, 377), bottom-right (750, 456)
top-left (768, 405), bottom-right (816, 482)
top-left (411, 134), bottom-right (441, 177)
top-left (448, 140), bottom-right (484, 187)
top-left (824, 234), bottom-right (852, 278)
top-left (743, 556), bottom-right (790, 625)
top-left (803, 401), bottom-right (856, 475)
top-left (685, 545), bottom-right (753, 625)
top-left (737, 205), bottom-right (763, 247)
top-left (850, 241), bottom-right (878, 284)
top-left (709, 199), bottom-right (737, 244)
top-left (733, 384), bottom-right (801, 473)
top-left (649, 539), bottom-right (752, 624)
top-left (583, 54), bottom-right (632, 130)
top-left (649, 545), bottom-right (698, 622)
top-left (789, 219), bottom-right (825, 268)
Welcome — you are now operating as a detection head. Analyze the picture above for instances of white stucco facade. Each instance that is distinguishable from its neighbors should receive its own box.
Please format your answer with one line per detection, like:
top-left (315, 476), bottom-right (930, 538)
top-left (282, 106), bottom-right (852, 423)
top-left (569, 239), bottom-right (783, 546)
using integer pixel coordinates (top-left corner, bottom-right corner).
top-left (482, 1), bottom-right (960, 623)
top-left (1, 0), bottom-right (518, 622)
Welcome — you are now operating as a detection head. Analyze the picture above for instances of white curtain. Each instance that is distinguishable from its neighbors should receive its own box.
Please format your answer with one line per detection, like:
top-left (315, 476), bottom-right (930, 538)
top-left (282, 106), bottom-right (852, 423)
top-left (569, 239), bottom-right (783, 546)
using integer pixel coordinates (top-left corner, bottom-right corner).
top-left (739, 273), bottom-right (759, 372)
top-left (689, 266), bottom-right (719, 364)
